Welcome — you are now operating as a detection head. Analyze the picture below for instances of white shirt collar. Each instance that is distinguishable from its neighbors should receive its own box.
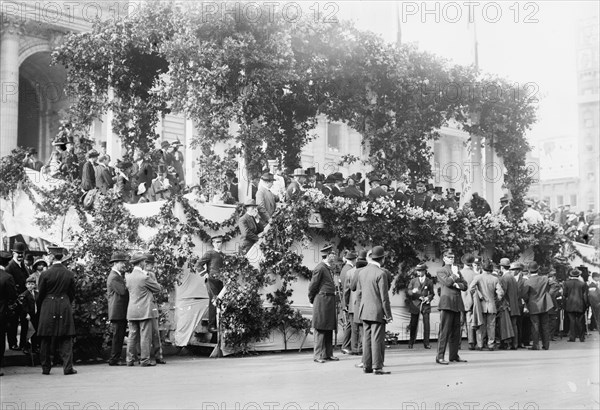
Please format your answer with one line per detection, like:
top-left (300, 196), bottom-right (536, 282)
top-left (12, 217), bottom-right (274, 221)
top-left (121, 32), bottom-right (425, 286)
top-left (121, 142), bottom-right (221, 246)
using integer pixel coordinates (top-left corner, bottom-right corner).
top-left (369, 260), bottom-right (381, 268)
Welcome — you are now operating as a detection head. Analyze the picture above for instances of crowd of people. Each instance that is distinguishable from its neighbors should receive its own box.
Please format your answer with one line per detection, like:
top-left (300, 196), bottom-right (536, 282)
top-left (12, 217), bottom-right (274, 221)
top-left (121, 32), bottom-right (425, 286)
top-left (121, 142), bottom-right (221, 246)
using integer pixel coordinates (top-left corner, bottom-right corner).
top-left (310, 246), bottom-right (600, 375)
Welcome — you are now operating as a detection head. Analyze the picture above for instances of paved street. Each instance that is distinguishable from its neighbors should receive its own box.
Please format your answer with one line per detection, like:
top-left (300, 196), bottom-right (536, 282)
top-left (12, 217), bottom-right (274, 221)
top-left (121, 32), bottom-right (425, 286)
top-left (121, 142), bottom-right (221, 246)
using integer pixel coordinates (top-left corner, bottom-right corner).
top-left (2, 335), bottom-right (599, 410)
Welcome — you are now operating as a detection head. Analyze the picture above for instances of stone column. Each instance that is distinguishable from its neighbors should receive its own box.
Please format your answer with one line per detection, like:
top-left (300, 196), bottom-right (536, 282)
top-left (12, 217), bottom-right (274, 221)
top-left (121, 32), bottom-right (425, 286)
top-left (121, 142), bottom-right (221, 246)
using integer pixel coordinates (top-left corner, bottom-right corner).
top-left (0, 18), bottom-right (22, 157)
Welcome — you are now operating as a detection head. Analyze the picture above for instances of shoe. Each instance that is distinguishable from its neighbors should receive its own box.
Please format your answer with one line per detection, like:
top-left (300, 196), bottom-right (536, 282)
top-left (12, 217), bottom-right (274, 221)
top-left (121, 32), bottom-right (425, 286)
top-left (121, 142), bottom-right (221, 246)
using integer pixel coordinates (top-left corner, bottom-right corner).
top-left (108, 361), bottom-right (127, 366)
top-left (9, 345), bottom-right (20, 351)
top-left (64, 369), bottom-right (77, 375)
top-left (341, 348), bottom-right (351, 355)
top-left (141, 362), bottom-right (156, 367)
top-left (528, 347), bottom-right (539, 350)
top-left (354, 363), bottom-right (364, 368)
top-left (550, 337), bottom-right (557, 341)
top-left (423, 344), bottom-right (431, 349)
top-left (407, 344), bottom-right (413, 349)
top-left (22, 349), bottom-right (30, 355)
top-left (374, 369), bottom-right (391, 375)
top-left (475, 346), bottom-right (482, 351)
top-left (468, 344), bottom-right (476, 351)
top-left (568, 339), bottom-right (575, 342)
top-left (127, 362), bottom-right (135, 367)
top-left (485, 346), bottom-right (495, 351)
top-left (314, 359), bottom-right (326, 364)
top-left (42, 369), bottom-right (50, 375)
top-left (325, 356), bottom-right (339, 361)
top-left (363, 368), bottom-right (373, 374)
top-left (155, 359), bottom-right (167, 364)
top-left (510, 346), bottom-right (517, 350)
top-left (542, 346), bottom-right (549, 350)
top-left (450, 358), bottom-right (467, 363)
top-left (436, 359), bottom-right (449, 365)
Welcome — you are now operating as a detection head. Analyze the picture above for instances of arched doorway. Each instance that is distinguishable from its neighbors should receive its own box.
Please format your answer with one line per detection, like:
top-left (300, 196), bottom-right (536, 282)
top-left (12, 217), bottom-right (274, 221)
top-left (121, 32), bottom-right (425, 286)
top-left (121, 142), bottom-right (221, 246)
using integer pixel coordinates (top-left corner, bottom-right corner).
top-left (18, 51), bottom-right (68, 162)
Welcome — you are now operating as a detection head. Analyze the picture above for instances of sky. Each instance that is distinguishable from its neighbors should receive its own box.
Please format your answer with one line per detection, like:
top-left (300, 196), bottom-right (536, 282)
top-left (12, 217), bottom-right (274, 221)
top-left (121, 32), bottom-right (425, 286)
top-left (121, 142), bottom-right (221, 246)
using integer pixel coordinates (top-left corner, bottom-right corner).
top-left (332, 0), bottom-right (598, 150)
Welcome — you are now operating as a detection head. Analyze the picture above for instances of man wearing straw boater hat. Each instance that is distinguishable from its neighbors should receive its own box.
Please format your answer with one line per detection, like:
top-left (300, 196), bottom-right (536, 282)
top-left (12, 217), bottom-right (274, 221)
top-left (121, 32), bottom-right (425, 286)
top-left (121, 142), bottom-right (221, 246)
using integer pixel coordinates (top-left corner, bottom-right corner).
top-left (126, 252), bottom-right (160, 366)
top-left (106, 251), bottom-right (129, 366)
top-left (37, 246), bottom-right (77, 375)
top-left (308, 244), bottom-right (339, 364)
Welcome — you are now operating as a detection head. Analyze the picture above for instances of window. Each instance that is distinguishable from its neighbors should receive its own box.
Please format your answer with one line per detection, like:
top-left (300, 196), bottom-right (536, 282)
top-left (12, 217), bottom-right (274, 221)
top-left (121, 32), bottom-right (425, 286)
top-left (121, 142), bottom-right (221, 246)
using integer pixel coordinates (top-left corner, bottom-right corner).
top-left (570, 195), bottom-right (577, 207)
top-left (327, 123), bottom-right (341, 153)
top-left (556, 195), bottom-right (564, 206)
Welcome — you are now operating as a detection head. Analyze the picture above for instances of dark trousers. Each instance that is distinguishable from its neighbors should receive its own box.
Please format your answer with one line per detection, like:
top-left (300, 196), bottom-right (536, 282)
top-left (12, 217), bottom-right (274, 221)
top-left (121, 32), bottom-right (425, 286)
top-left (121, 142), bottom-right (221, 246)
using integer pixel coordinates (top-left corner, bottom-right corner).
top-left (510, 316), bottom-right (519, 348)
top-left (109, 320), bottom-right (127, 364)
top-left (530, 312), bottom-right (550, 349)
top-left (341, 311), bottom-right (352, 351)
top-left (437, 310), bottom-right (462, 361)
top-left (362, 320), bottom-right (385, 370)
top-left (567, 311), bottom-right (585, 341)
top-left (591, 304), bottom-right (600, 332)
top-left (206, 278), bottom-right (223, 328)
top-left (409, 312), bottom-right (430, 345)
top-left (350, 314), bottom-right (363, 353)
top-left (313, 329), bottom-right (333, 360)
top-left (151, 317), bottom-right (163, 360)
top-left (518, 313), bottom-right (531, 346)
top-left (7, 312), bottom-right (27, 348)
top-left (40, 336), bottom-right (74, 374)
top-left (0, 319), bottom-right (7, 367)
top-left (549, 313), bottom-right (560, 338)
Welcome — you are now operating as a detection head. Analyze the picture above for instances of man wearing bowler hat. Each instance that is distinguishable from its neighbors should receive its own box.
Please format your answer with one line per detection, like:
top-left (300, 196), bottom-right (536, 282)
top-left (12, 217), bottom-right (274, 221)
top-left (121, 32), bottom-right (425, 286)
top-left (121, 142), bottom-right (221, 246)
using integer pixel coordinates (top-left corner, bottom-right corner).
top-left (353, 246), bottom-right (392, 374)
top-left (37, 246), bottom-right (77, 375)
top-left (238, 199), bottom-right (265, 255)
top-left (196, 235), bottom-right (226, 333)
top-left (308, 244), bottom-right (339, 364)
top-left (126, 252), bottom-right (160, 366)
top-left (407, 262), bottom-right (434, 349)
top-left (521, 261), bottom-right (554, 350)
top-left (436, 250), bottom-right (468, 364)
top-left (0, 250), bottom-right (18, 376)
top-left (563, 269), bottom-right (588, 342)
top-left (502, 262), bottom-right (523, 350)
top-left (469, 261), bottom-right (504, 351)
top-left (106, 251), bottom-right (129, 366)
top-left (5, 242), bottom-right (30, 350)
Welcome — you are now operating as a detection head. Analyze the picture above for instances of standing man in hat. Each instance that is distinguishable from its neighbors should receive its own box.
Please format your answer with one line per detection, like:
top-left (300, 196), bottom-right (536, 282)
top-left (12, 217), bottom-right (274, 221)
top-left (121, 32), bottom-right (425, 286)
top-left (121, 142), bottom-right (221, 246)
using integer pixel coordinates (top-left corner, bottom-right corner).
top-left (143, 255), bottom-right (166, 364)
top-left (81, 149), bottom-right (99, 192)
top-left (498, 195), bottom-right (512, 219)
top-left (436, 250), bottom-right (468, 364)
top-left (148, 165), bottom-right (171, 201)
top-left (37, 246), bottom-right (77, 375)
top-left (563, 269), bottom-right (589, 342)
top-left (501, 262), bottom-right (522, 350)
top-left (238, 199), bottom-right (264, 255)
top-left (5, 242), bottom-right (29, 351)
top-left (131, 150), bottom-right (155, 203)
top-left (460, 254), bottom-right (479, 350)
top-left (170, 140), bottom-right (186, 190)
top-left (223, 170), bottom-right (238, 203)
top-left (429, 187), bottom-right (445, 213)
top-left (256, 172), bottom-right (277, 225)
top-left (308, 244), bottom-right (339, 364)
top-left (367, 177), bottom-right (388, 200)
top-left (392, 182), bottom-right (409, 206)
top-left (523, 199), bottom-right (543, 224)
top-left (106, 251), bottom-right (129, 366)
top-left (126, 252), bottom-right (160, 367)
top-left (331, 173), bottom-right (345, 197)
top-left (521, 262), bottom-right (554, 350)
top-left (0, 251), bottom-right (18, 376)
top-left (513, 262), bottom-right (532, 348)
top-left (339, 251), bottom-right (357, 354)
top-left (196, 235), bottom-right (226, 333)
top-left (115, 160), bottom-right (134, 203)
top-left (353, 245), bottom-right (392, 374)
top-left (63, 137), bottom-right (79, 180)
top-left (444, 188), bottom-right (459, 210)
top-left (468, 261), bottom-right (504, 351)
top-left (345, 250), bottom-right (368, 355)
top-left (286, 169), bottom-right (306, 201)
top-left (95, 154), bottom-right (115, 194)
top-left (411, 180), bottom-right (429, 209)
top-left (407, 263), bottom-right (434, 349)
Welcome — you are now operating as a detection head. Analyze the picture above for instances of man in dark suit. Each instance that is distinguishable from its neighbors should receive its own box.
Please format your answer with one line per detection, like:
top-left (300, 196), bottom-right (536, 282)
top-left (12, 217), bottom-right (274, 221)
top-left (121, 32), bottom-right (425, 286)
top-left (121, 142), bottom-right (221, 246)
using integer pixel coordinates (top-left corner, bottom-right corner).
top-left (5, 242), bottom-right (29, 350)
top-left (81, 149), bottom-right (99, 192)
top-left (339, 251), bottom-right (357, 354)
top-left (106, 251), bottom-right (129, 366)
top-left (564, 269), bottom-right (588, 342)
top-left (345, 251), bottom-right (368, 355)
top-left (411, 180), bottom-right (430, 209)
top-left (521, 262), bottom-right (554, 350)
top-left (501, 262), bottom-right (522, 349)
top-left (196, 235), bottom-right (226, 333)
top-left (392, 182), bottom-right (409, 206)
top-left (95, 154), bottom-right (115, 194)
top-left (286, 168), bottom-right (306, 201)
top-left (512, 262), bottom-right (531, 347)
top-left (407, 263), bottom-right (434, 349)
top-left (436, 250), bottom-right (468, 365)
top-left (238, 199), bottom-right (264, 255)
top-left (224, 170), bottom-right (239, 203)
top-left (469, 261), bottom-right (504, 350)
top-left (1, 251), bottom-right (18, 376)
top-left (131, 151), bottom-right (155, 202)
top-left (367, 177), bottom-right (390, 200)
top-left (37, 246), bottom-right (77, 375)
top-left (353, 246), bottom-right (392, 375)
top-left (308, 244), bottom-right (339, 364)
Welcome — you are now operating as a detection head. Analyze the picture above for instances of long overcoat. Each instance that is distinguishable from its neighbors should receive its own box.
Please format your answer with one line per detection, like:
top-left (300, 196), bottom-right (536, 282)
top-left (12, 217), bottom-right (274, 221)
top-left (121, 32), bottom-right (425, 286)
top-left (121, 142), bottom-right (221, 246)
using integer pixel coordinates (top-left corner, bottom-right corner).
top-left (37, 262), bottom-right (76, 336)
top-left (308, 262), bottom-right (336, 330)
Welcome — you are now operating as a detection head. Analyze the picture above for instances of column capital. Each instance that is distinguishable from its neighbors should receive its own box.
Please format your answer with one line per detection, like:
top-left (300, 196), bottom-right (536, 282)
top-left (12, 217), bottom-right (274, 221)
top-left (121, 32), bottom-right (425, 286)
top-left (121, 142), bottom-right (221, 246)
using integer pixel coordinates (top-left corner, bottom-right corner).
top-left (1, 17), bottom-right (24, 37)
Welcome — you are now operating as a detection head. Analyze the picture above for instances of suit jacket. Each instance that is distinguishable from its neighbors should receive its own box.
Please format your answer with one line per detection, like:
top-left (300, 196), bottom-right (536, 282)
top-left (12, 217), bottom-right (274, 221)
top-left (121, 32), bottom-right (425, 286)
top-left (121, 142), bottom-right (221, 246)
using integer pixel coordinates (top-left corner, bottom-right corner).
top-left (19, 289), bottom-right (38, 318)
top-left (224, 182), bottom-right (239, 203)
top-left (469, 272), bottom-right (504, 314)
top-left (196, 249), bottom-right (224, 279)
top-left (256, 187), bottom-right (277, 224)
top-left (338, 262), bottom-right (354, 310)
top-left (6, 259), bottom-right (29, 295)
top-left (563, 278), bottom-right (588, 313)
top-left (411, 192), bottom-right (430, 209)
top-left (436, 265), bottom-right (467, 312)
top-left (115, 174), bottom-right (133, 203)
top-left (238, 213), bottom-right (264, 254)
top-left (349, 265), bottom-right (367, 323)
top-left (461, 266), bottom-right (478, 311)
top-left (81, 161), bottom-right (96, 191)
top-left (344, 185), bottom-right (363, 199)
top-left (356, 263), bottom-right (392, 323)
top-left (406, 276), bottom-right (434, 315)
top-left (308, 262), bottom-right (337, 330)
top-left (148, 177), bottom-right (171, 201)
top-left (500, 273), bottom-right (521, 316)
top-left (522, 275), bottom-right (554, 314)
top-left (106, 269), bottom-right (129, 321)
top-left (126, 266), bottom-right (160, 321)
top-left (0, 268), bottom-right (18, 320)
top-left (37, 262), bottom-right (76, 336)
top-left (95, 165), bottom-right (115, 194)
